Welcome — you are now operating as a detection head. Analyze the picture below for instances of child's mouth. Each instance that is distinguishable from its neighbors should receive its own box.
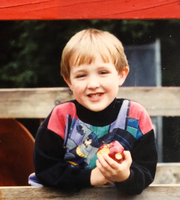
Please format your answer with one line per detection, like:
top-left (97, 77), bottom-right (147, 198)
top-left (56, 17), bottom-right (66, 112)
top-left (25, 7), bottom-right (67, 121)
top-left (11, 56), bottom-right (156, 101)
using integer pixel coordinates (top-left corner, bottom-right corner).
top-left (87, 93), bottom-right (103, 98)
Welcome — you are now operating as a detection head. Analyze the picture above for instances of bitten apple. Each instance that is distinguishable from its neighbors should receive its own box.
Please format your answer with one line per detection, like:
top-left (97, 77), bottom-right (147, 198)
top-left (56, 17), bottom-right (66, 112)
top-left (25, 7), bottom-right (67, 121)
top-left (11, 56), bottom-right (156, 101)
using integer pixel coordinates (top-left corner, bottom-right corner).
top-left (97, 141), bottom-right (124, 163)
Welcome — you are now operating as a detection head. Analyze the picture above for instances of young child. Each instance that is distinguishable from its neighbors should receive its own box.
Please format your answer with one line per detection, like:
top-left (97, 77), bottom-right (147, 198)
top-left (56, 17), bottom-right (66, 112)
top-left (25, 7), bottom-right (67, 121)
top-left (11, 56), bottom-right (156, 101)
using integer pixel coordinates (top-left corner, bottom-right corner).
top-left (29, 28), bottom-right (157, 195)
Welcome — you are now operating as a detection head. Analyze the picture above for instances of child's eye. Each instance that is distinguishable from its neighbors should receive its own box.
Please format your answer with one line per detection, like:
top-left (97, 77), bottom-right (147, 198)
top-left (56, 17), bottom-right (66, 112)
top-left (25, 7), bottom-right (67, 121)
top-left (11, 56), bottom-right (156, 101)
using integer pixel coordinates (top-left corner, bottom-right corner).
top-left (76, 74), bottom-right (86, 79)
top-left (100, 71), bottom-right (109, 75)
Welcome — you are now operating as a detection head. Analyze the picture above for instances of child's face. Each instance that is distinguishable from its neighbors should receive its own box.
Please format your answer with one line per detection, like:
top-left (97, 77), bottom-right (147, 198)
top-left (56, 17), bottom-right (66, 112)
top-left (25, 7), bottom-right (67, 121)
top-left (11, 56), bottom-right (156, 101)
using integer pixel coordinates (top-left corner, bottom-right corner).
top-left (65, 54), bottom-right (129, 112)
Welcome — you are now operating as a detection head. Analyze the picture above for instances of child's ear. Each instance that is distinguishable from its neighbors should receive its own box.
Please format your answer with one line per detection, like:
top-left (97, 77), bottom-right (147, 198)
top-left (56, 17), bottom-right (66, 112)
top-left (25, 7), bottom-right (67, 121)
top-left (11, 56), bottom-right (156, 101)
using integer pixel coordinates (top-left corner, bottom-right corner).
top-left (64, 77), bottom-right (73, 90)
top-left (118, 67), bottom-right (129, 86)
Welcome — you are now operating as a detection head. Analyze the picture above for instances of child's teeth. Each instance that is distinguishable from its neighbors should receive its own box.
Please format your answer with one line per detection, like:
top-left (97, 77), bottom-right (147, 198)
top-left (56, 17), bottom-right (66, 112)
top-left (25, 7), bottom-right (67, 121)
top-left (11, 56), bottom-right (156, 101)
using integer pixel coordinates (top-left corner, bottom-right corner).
top-left (90, 93), bottom-right (101, 97)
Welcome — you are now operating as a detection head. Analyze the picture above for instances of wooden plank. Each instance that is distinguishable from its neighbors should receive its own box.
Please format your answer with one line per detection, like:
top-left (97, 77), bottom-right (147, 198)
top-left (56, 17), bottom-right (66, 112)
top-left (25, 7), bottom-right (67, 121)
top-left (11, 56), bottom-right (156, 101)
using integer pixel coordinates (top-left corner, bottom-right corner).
top-left (117, 87), bottom-right (180, 117)
top-left (0, 87), bottom-right (73, 118)
top-left (0, 185), bottom-right (180, 200)
top-left (0, 0), bottom-right (180, 20)
top-left (0, 87), bottom-right (180, 118)
top-left (154, 163), bottom-right (180, 184)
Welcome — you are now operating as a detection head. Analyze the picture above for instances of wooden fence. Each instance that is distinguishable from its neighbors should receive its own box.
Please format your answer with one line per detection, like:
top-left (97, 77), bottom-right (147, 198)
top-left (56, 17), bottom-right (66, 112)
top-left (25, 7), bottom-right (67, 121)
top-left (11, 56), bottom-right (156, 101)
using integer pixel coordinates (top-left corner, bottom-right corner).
top-left (1, 87), bottom-right (180, 199)
top-left (1, 87), bottom-right (180, 118)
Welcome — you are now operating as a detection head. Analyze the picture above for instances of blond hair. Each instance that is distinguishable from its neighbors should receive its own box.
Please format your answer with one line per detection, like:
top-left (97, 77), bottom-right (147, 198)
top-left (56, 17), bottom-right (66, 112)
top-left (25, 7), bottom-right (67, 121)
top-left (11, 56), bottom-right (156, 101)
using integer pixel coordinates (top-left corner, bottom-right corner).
top-left (60, 29), bottom-right (129, 81)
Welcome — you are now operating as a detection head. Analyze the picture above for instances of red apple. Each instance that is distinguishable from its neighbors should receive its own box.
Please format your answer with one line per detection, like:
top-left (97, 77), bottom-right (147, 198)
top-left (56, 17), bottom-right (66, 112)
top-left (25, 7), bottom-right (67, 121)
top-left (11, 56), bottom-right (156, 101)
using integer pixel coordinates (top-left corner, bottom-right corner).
top-left (97, 141), bottom-right (124, 163)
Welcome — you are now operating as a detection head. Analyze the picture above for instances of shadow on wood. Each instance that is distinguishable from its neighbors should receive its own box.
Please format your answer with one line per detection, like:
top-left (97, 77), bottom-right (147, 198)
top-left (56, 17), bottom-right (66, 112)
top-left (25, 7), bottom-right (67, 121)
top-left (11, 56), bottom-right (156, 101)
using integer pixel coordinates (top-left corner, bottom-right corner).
top-left (0, 119), bottom-right (35, 186)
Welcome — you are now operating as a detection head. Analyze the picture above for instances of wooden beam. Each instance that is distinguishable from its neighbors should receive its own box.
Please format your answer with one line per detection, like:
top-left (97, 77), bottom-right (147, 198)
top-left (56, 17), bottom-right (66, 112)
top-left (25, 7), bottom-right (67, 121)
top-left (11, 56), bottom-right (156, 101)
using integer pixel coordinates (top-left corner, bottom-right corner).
top-left (154, 163), bottom-right (180, 184)
top-left (117, 87), bottom-right (180, 117)
top-left (0, 185), bottom-right (180, 200)
top-left (0, 0), bottom-right (180, 20)
top-left (0, 87), bottom-right (73, 118)
top-left (0, 87), bottom-right (180, 118)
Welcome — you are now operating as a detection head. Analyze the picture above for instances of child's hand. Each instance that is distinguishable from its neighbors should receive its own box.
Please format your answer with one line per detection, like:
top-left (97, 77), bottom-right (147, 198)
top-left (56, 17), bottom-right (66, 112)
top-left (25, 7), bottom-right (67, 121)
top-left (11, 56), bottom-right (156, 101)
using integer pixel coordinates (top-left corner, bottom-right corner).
top-left (90, 167), bottom-right (111, 186)
top-left (96, 150), bottom-right (132, 183)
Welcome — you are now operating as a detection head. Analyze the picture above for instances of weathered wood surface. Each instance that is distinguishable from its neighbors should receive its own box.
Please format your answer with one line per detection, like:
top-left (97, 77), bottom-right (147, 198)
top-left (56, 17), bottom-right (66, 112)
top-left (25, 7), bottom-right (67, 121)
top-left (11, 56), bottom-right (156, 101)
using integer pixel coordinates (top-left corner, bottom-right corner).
top-left (0, 87), bottom-right (180, 118)
top-left (154, 163), bottom-right (180, 184)
top-left (0, 87), bottom-right (73, 118)
top-left (0, 185), bottom-right (180, 200)
top-left (0, 0), bottom-right (180, 20)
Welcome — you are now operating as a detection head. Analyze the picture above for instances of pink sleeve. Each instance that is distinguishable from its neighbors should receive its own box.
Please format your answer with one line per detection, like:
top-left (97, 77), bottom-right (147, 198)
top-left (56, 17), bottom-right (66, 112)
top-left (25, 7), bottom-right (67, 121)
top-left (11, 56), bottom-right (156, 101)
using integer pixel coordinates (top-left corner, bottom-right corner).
top-left (128, 101), bottom-right (153, 135)
top-left (47, 102), bottom-right (77, 139)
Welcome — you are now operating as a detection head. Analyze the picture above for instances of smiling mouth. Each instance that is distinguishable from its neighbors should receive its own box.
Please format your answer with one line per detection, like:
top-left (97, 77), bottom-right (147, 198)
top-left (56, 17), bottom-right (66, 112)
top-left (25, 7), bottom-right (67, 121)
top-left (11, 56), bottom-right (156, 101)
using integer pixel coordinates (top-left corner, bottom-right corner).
top-left (87, 93), bottom-right (103, 98)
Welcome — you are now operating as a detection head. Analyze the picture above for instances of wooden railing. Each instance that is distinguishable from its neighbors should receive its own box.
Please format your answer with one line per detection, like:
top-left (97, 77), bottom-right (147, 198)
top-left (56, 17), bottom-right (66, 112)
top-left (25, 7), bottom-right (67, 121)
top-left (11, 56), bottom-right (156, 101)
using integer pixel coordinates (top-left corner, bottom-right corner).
top-left (1, 87), bottom-right (180, 199)
top-left (1, 183), bottom-right (180, 200)
top-left (1, 87), bottom-right (180, 118)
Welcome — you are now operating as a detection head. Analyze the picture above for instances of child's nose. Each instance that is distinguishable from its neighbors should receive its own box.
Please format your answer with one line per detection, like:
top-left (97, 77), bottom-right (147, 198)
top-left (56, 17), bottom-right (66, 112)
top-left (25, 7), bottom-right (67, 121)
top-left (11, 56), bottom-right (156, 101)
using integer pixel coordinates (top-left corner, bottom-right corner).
top-left (87, 77), bottom-right (100, 89)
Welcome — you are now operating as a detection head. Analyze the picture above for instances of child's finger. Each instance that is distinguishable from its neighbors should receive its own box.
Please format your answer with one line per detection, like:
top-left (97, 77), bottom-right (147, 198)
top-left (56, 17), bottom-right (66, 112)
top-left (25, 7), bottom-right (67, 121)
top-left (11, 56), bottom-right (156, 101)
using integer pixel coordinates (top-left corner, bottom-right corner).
top-left (123, 151), bottom-right (132, 164)
top-left (102, 153), bottom-right (120, 169)
top-left (97, 154), bottom-right (113, 173)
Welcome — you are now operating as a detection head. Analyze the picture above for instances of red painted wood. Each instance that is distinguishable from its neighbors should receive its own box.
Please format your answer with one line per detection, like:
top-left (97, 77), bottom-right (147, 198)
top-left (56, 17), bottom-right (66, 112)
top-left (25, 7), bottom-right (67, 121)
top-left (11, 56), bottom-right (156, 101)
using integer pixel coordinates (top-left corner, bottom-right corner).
top-left (0, 0), bottom-right (180, 20)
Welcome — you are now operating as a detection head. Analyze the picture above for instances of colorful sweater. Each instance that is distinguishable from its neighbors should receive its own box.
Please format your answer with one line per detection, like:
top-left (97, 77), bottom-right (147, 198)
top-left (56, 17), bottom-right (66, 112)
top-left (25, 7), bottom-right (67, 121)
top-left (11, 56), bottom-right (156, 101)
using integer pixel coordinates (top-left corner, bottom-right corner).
top-left (33, 98), bottom-right (157, 195)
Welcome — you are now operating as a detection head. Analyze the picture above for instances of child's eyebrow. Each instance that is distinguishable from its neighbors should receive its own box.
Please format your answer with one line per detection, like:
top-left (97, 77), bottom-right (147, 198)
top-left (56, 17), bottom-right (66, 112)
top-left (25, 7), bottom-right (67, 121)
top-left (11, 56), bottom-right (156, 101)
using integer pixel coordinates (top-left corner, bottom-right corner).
top-left (98, 65), bottom-right (109, 68)
top-left (73, 68), bottom-right (87, 74)
top-left (97, 65), bottom-right (111, 69)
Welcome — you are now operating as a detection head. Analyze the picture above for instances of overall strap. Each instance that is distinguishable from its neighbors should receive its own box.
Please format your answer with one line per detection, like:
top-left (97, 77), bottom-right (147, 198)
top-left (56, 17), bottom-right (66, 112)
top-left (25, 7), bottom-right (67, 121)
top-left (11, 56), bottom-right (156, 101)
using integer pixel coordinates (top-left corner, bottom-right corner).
top-left (109, 99), bottom-right (130, 132)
